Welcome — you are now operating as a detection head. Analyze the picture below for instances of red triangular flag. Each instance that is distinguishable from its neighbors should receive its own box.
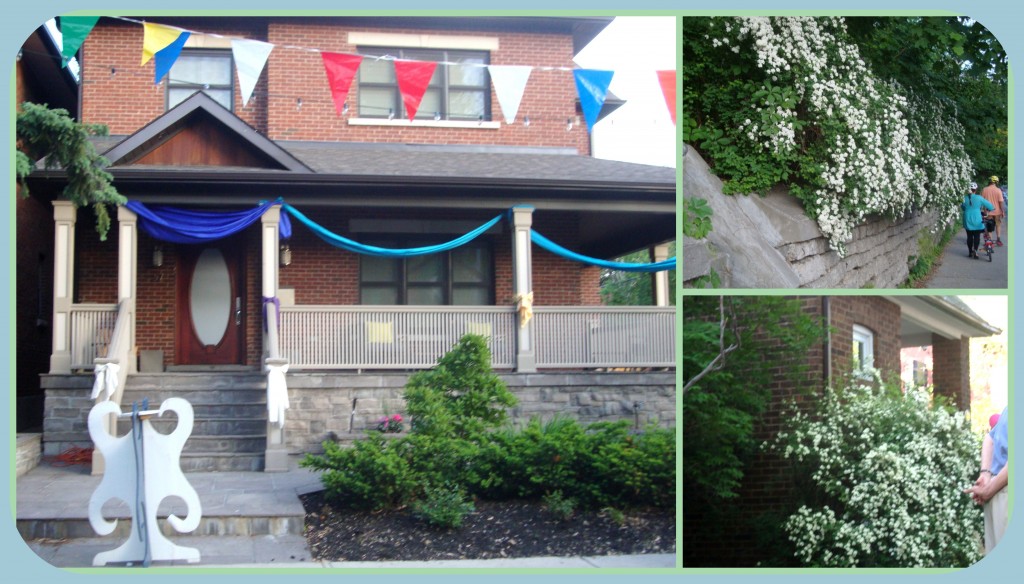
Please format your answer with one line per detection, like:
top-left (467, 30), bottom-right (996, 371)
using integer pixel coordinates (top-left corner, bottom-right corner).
top-left (394, 60), bottom-right (437, 121)
top-left (657, 70), bottom-right (677, 125)
top-left (321, 52), bottom-right (363, 116)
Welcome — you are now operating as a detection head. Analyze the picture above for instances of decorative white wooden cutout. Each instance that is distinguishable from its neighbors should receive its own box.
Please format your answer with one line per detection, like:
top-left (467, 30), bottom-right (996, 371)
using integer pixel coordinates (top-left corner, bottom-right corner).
top-left (88, 397), bottom-right (202, 566)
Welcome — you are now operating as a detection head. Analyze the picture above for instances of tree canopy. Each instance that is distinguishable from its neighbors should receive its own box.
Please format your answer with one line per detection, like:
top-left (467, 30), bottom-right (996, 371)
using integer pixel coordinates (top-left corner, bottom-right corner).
top-left (16, 102), bottom-right (125, 240)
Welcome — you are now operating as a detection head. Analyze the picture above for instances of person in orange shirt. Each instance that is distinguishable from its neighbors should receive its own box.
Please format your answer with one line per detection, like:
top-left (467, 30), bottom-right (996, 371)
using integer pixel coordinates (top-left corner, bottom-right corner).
top-left (981, 176), bottom-right (1005, 246)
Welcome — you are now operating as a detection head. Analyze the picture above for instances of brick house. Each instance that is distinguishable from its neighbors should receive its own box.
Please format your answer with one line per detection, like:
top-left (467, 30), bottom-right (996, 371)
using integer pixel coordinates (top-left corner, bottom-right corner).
top-left (682, 295), bottom-right (1000, 566)
top-left (22, 16), bottom-right (676, 473)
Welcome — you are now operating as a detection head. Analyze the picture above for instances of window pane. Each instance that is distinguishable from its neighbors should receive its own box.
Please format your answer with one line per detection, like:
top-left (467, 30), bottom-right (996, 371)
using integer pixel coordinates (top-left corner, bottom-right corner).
top-left (453, 287), bottom-right (489, 305)
top-left (414, 89), bottom-right (442, 119)
top-left (360, 87), bottom-right (396, 117)
top-left (362, 256), bottom-right (400, 283)
top-left (408, 254), bottom-right (443, 283)
top-left (362, 286), bottom-right (399, 305)
top-left (168, 88), bottom-right (198, 109)
top-left (408, 286), bottom-right (444, 305)
top-left (171, 55), bottom-right (232, 85)
top-left (449, 90), bottom-right (486, 119)
top-left (449, 57), bottom-right (487, 87)
top-left (360, 58), bottom-right (395, 84)
top-left (453, 247), bottom-right (490, 283)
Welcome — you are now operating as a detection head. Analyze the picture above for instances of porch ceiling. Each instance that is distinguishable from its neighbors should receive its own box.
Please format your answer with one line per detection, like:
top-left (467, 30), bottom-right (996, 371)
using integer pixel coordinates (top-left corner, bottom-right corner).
top-left (893, 296), bottom-right (1000, 347)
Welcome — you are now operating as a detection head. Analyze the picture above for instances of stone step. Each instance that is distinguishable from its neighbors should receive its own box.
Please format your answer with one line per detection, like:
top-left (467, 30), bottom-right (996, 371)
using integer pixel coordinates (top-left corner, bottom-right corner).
top-left (183, 435), bottom-right (266, 454)
top-left (180, 453), bottom-right (265, 473)
top-left (118, 417), bottom-right (267, 437)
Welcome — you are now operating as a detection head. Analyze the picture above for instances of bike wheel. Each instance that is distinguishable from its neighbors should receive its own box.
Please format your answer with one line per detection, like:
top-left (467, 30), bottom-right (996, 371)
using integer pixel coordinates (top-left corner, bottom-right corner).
top-left (988, 249), bottom-right (993, 262)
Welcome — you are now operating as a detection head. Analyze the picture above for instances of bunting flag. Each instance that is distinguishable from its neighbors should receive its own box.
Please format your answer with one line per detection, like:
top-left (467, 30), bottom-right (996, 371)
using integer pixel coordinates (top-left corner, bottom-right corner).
top-left (58, 16), bottom-right (98, 67)
top-left (232, 39), bottom-right (274, 107)
top-left (487, 65), bottom-right (532, 124)
top-left (656, 70), bottom-right (676, 124)
top-left (153, 30), bottom-right (191, 84)
top-left (394, 60), bottom-right (437, 121)
top-left (141, 22), bottom-right (186, 65)
top-left (320, 52), bottom-right (363, 116)
top-left (573, 69), bottom-right (614, 133)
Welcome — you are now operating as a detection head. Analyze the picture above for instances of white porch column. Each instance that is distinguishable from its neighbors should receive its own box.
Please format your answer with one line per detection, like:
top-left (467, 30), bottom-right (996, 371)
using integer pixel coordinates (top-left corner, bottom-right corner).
top-left (117, 206), bottom-right (138, 373)
top-left (261, 205), bottom-right (289, 472)
top-left (652, 243), bottom-right (671, 307)
top-left (50, 201), bottom-right (77, 374)
top-left (511, 206), bottom-right (537, 373)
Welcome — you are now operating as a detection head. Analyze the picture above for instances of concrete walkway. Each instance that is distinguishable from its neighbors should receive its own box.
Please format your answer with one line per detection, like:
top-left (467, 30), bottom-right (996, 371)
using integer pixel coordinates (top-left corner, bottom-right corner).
top-left (925, 224), bottom-right (1008, 289)
top-left (16, 460), bottom-right (676, 570)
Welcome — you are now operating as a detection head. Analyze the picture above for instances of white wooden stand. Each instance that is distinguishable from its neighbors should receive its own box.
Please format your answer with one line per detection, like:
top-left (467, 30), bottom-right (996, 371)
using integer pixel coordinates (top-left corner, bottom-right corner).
top-left (88, 398), bottom-right (202, 566)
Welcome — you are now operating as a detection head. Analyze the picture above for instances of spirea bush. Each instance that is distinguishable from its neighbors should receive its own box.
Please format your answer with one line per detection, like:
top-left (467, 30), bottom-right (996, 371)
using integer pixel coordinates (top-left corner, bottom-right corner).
top-left (685, 17), bottom-right (974, 255)
top-left (767, 375), bottom-right (983, 567)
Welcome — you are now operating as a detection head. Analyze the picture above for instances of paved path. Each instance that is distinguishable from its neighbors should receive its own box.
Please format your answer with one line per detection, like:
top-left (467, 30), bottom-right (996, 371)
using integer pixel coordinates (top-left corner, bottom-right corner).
top-left (925, 225), bottom-right (1008, 289)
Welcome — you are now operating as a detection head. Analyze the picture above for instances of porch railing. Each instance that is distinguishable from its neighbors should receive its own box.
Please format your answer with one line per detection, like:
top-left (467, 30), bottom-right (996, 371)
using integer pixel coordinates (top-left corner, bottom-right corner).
top-left (280, 306), bottom-right (518, 370)
top-left (533, 306), bottom-right (676, 369)
top-left (70, 304), bottom-right (119, 369)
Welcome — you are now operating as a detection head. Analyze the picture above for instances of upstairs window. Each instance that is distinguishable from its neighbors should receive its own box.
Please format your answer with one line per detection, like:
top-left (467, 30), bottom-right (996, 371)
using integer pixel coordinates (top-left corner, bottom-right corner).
top-left (167, 50), bottom-right (234, 111)
top-left (358, 48), bottom-right (490, 121)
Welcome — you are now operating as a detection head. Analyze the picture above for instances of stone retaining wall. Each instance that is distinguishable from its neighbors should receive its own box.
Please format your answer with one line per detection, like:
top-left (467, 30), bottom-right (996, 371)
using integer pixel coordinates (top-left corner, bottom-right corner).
top-left (683, 146), bottom-right (944, 288)
top-left (41, 372), bottom-right (676, 458)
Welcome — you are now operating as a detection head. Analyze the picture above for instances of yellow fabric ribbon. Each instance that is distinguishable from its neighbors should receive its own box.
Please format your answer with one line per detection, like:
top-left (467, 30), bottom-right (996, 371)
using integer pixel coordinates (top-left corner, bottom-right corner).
top-left (515, 292), bottom-right (534, 328)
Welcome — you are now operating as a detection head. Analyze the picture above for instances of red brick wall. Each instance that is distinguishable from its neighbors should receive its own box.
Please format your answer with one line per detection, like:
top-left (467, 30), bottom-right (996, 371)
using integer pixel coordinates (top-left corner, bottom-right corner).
top-left (932, 333), bottom-right (969, 410)
top-left (827, 296), bottom-right (901, 379)
top-left (80, 18), bottom-right (589, 154)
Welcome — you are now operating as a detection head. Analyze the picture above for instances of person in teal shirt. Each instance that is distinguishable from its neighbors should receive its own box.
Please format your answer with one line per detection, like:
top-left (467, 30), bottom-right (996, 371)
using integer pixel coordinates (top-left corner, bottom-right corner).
top-left (962, 182), bottom-right (995, 259)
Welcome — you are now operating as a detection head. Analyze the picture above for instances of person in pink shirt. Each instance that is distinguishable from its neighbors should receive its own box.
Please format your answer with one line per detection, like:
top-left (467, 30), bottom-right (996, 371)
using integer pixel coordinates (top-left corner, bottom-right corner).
top-left (981, 176), bottom-right (1005, 246)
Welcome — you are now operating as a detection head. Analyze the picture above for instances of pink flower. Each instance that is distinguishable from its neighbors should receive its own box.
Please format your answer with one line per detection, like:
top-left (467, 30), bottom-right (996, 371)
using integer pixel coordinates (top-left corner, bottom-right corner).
top-left (392, 414), bottom-right (403, 422)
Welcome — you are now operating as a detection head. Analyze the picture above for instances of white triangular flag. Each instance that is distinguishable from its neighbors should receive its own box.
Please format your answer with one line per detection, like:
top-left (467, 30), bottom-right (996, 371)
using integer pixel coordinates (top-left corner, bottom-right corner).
top-left (487, 65), bottom-right (533, 124)
top-left (232, 38), bottom-right (275, 107)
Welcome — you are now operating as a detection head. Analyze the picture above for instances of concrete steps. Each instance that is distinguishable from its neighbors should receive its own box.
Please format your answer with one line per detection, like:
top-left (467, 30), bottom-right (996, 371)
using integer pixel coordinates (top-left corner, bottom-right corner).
top-left (119, 373), bottom-right (268, 472)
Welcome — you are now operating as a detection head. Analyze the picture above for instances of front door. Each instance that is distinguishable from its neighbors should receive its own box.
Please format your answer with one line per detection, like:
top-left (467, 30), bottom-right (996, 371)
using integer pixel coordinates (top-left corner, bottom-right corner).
top-left (176, 240), bottom-right (246, 365)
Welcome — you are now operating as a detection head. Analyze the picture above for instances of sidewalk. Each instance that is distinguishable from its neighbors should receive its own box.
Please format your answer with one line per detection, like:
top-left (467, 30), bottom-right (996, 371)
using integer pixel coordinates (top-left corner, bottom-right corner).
top-left (16, 460), bottom-right (675, 570)
top-left (924, 227), bottom-right (1008, 289)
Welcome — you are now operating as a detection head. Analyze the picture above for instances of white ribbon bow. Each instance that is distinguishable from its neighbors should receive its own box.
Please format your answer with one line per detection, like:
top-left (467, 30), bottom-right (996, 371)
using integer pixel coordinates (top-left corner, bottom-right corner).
top-left (267, 363), bottom-right (290, 427)
top-left (91, 362), bottom-right (120, 401)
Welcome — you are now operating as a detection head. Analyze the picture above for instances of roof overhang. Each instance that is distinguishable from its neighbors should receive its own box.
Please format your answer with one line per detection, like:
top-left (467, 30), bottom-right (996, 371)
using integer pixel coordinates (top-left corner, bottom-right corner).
top-left (891, 296), bottom-right (1001, 347)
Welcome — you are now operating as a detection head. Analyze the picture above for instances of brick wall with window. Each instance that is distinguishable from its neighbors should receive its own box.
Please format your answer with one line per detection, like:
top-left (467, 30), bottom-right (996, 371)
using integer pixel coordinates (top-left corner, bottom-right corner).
top-left (80, 19), bottom-right (591, 154)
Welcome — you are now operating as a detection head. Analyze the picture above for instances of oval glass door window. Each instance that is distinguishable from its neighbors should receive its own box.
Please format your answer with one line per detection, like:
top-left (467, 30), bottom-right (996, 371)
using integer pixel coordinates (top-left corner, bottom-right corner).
top-left (190, 248), bottom-right (232, 347)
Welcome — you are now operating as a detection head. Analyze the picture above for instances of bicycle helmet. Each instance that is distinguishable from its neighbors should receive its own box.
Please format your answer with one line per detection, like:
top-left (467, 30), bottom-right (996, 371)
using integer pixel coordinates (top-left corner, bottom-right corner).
top-left (970, 182), bottom-right (978, 191)
top-left (990, 175), bottom-right (1000, 184)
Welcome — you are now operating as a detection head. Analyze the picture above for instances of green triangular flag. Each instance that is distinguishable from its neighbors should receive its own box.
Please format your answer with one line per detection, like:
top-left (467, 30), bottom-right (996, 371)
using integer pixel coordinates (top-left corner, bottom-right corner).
top-left (59, 16), bottom-right (99, 67)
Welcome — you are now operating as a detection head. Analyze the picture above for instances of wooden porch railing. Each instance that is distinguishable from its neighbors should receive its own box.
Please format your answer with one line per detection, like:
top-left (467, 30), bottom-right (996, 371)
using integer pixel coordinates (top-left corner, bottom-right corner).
top-left (533, 306), bottom-right (676, 369)
top-left (70, 304), bottom-right (119, 369)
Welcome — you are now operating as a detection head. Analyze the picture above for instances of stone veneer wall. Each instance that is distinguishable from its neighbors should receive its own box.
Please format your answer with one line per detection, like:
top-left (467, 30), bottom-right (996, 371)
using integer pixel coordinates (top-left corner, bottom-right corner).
top-left (40, 372), bottom-right (675, 457)
top-left (683, 146), bottom-right (944, 289)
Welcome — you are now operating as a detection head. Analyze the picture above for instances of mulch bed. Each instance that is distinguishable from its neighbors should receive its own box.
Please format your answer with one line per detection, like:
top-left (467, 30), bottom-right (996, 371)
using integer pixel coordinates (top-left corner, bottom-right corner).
top-left (301, 491), bottom-right (675, 562)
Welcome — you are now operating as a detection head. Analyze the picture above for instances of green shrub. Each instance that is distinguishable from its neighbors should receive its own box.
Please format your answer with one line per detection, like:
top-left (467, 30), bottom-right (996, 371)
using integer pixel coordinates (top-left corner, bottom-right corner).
top-left (411, 483), bottom-right (476, 529)
top-left (300, 434), bottom-right (417, 511)
top-left (543, 490), bottom-right (577, 521)
top-left (404, 334), bottom-right (518, 439)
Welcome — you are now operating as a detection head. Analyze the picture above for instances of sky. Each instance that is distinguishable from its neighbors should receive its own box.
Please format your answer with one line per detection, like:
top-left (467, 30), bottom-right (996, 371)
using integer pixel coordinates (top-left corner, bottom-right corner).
top-left (574, 16), bottom-right (677, 168)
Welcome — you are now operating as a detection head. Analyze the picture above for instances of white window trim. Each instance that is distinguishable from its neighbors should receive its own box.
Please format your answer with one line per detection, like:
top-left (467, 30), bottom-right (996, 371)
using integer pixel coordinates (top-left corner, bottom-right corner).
top-left (348, 32), bottom-right (499, 51)
top-left (852, 324), bottom-right (875, 373)
top-left (348, 118), bottom-right (501, 130)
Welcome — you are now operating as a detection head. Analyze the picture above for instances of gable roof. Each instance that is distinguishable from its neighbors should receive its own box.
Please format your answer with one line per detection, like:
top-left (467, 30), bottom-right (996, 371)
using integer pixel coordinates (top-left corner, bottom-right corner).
top-left (101, 92), bottom-right (312, 172)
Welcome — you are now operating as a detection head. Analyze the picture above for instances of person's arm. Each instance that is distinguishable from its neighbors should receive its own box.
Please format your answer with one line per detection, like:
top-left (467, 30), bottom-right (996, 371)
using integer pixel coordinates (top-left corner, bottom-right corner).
top-left (978, 433), bottom-right (994, 487)
top-left (982, 464), bottom-right (1009, 502)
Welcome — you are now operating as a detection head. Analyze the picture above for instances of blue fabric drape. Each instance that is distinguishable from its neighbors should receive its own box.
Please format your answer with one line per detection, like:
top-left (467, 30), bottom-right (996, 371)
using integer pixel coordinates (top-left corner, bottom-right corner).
top-left (530, 230), bottom-right (676, 272)
top-left (282, 203), bottom-right (502, 257)
top-left (126, 199), bottom-right (290, 243)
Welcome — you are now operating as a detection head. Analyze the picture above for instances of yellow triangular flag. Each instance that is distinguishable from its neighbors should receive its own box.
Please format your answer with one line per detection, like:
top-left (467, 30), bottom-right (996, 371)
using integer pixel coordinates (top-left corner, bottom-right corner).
top-left (141, 22), bottom-right (185, 66)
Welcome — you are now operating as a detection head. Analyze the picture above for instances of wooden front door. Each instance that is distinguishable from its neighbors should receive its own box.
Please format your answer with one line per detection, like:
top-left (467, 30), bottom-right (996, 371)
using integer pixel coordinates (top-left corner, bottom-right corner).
top-left (176, 240), bottom-right (246, 365)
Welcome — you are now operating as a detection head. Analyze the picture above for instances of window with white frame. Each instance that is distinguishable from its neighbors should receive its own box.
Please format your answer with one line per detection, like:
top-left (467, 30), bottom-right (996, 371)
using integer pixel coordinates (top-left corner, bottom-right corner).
top-left (166, 50), bottom-right (234, 111)
top-left (852, 324), bottom-right (875, 373)
top-left (357, 47), bottom-right (490, 121)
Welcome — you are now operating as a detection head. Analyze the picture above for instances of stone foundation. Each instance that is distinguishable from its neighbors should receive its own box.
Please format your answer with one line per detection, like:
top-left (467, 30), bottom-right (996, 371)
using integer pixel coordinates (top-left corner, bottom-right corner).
top-left (683, 146), bottom-right (944, 288)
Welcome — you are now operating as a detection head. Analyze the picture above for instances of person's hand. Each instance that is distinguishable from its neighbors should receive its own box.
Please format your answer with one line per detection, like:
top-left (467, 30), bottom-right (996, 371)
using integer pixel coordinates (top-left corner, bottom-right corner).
top-left (965, 474), bottom-right (994, 505)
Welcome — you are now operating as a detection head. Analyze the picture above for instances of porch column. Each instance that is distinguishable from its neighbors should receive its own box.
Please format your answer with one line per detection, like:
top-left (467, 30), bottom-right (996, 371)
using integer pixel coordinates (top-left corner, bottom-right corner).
top-left (261, 205), bottom-right (289, 472)
top-left (511, 206), bottom-right (537, 373)
top-left (49, 201), bottom-right (77, 374)
top-left (932, 333), bottom-right (971, 412)
top-left (652, 243), bottom-right (671, 307)
top-left (117, 206), bottom-right (138, 373)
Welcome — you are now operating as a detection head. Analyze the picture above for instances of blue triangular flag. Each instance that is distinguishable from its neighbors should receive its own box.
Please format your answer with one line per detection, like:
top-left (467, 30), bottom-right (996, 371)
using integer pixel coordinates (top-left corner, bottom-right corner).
top-left (573, 69), bottom-right (614, 133)
top-left (153, 30), bottom-right (191, 84)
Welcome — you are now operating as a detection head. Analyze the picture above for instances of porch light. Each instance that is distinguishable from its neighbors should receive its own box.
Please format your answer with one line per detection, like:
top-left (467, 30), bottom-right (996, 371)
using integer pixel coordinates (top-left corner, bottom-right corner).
top-left (152, 245), bottom-right (164, 268)
top-left (280, 243), bottom-right (292, 267)
top-left (566, 117), bottom-right (573, 132)
top-left (342, 102), bottom-right (349, 115)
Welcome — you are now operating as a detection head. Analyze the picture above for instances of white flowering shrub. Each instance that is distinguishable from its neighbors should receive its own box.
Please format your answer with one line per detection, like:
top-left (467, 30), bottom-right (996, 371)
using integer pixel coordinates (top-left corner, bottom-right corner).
top-left (767, 375), bottom-right (983, 567)
top-left (684, 17), bottom-right (975, 255)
